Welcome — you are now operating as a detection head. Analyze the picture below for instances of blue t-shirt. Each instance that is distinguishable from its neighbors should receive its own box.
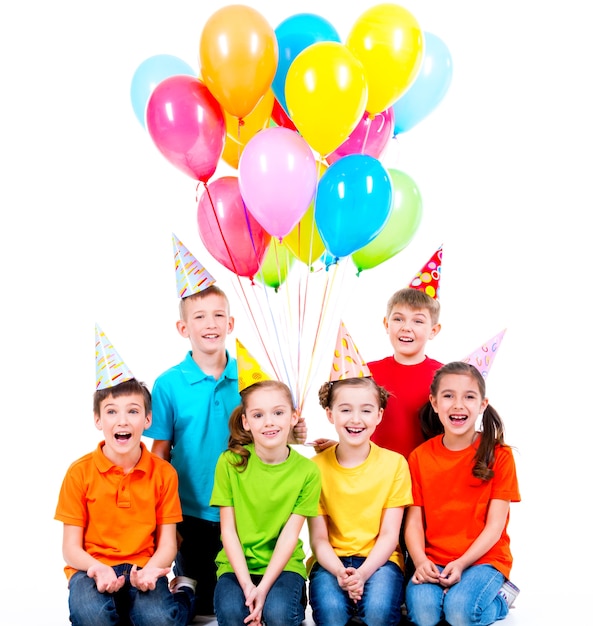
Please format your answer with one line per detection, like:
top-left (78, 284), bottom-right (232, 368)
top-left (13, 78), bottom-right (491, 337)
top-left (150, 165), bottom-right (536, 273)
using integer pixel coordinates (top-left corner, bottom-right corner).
top-left (144, 350), bottom-right (240, 521)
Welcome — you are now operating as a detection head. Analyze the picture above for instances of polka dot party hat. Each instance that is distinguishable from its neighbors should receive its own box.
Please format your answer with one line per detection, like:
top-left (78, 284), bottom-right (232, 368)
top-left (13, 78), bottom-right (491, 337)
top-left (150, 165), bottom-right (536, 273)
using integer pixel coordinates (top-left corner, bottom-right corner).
top-left (172, 233), bottom-right (216, 298)
top-left (236, 338), bottom-right (271, 392)
top-left (409, 244), bottom-right (442, 299)
top-left (95, 324), bottom-right (135, 390)
top-left (462, 329), bottom-right (506, 379)
top-left (329, 321), bottom-right (371, 381)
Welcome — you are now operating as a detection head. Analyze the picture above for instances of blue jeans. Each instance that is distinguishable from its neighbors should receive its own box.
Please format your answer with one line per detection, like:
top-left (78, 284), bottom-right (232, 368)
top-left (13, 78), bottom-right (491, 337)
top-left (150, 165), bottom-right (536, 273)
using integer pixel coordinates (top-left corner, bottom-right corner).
top-left (214, 571), bottom-right (306, 626)
top-left (68, 564), bottom-right (191, 626)
top-left (406, 564), bottom-right (509, 626)
top-left (309, 557), bottom-right (404, 626)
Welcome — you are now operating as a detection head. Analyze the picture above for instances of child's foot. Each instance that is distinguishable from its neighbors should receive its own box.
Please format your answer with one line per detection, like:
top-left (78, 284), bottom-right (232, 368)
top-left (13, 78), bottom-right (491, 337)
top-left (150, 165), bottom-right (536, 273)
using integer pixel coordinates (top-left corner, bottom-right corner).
top-left (497, 579), bottom-right (520, 608)
top-left (169, 575), bottom-right (197, 594)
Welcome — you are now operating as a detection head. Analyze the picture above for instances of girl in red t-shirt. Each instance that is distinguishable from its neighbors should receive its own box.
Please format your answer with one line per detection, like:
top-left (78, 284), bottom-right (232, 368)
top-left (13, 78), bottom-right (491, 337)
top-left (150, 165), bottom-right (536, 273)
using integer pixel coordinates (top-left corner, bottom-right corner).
top-left (404, 361), bottom-right (521, 626)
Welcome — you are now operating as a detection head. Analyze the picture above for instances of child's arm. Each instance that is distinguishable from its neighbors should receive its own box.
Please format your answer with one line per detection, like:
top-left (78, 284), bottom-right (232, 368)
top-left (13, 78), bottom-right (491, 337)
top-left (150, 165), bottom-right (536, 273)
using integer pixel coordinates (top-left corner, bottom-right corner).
top-left (150, 439), bottom-right (172, 462)
top-left (62, 524), bottom-right (126, 593)
top-left (308, 515), bottom-right (349, 581)
top-left (438, 499), bottom-right (511, 587)
top-left (129, 523), bottom-right (176, 591)
top-left (404, 505), bottom-right (441, 584)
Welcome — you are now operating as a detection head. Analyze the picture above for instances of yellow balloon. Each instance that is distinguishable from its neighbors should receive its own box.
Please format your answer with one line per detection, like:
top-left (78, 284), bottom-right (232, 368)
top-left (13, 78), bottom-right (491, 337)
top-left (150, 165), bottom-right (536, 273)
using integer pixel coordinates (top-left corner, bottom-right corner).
top-left (284, 162), bottom-right (327, 264)
top-left (285, 42), bottom-right (368, 157)
top-left (221, 134), bottom-right (242, 169)
top-left (347, 4), bottom-right (424, 115)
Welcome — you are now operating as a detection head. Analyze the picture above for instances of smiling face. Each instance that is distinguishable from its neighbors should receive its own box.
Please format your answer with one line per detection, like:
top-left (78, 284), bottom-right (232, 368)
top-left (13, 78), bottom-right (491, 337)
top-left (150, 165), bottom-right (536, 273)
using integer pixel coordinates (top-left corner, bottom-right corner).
top-left (384, 303), bottom-right (441, 364)
top-left (430, 373), bottom-right (488, 446)
top-left (177, 292), bottom-right (234, 357)
top-left (94, 391), bottom-right (151, 465)
top-left (326, 383), bottom-right (383, 447)
top-left (241, 386), bottom-right (298, 457)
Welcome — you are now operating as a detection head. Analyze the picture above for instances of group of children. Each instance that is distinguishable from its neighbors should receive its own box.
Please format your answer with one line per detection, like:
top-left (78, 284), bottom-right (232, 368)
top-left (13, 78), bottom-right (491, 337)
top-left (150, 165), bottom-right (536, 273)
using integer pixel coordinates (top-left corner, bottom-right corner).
top-left (55, 242), bottom-right (520, 626)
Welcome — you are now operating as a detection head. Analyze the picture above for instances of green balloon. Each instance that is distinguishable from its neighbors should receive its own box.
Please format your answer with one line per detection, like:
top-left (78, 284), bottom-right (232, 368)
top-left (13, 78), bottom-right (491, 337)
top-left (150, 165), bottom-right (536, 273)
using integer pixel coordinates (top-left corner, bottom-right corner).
top-left (255, 239), bottom-right (295, 290)
top-left (352, 168), bottom-right (422, 272)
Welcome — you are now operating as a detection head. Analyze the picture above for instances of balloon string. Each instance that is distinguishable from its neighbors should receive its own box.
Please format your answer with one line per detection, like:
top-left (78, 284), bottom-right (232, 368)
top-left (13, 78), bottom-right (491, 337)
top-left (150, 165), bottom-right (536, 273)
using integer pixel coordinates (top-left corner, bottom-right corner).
top-left (361, 111), bottom-right (376, 155)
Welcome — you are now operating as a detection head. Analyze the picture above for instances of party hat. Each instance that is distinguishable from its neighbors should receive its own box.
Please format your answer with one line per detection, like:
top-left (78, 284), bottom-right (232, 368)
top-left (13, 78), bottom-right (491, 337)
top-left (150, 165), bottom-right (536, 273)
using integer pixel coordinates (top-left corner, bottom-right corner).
top-left (462, 329), bottom-right (506, 379)
top-left (172, 233), bottom-right (216, 298)
top-left (329, 321), bottom-right (371, 381)
top-left (95, 324), bottom-right (135, 390)
top-left (236, 339), bottom-right (272, 392)
top-left (409, 245), bottom-right (442, 299)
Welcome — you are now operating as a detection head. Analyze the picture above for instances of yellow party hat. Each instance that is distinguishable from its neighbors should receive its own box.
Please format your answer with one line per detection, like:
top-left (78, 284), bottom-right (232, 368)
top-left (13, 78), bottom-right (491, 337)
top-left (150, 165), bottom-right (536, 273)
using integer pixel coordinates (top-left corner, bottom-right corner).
top-left (329, 321), bottom-right (371, 381)
top-left (236, 339), bottom-right (271, 392)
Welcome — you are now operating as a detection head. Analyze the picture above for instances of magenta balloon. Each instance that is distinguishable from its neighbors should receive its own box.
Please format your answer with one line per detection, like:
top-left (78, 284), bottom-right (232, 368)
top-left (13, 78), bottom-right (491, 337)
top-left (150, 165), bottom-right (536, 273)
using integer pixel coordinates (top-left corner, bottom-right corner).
top-left (146, 75), bottom-right (225, 183)
top-left (238, 127), bottom-right (317, 238)
top-left (197, 176), bottom-right (271, 279)
top-left (326, 107), bottom-right (394, 165)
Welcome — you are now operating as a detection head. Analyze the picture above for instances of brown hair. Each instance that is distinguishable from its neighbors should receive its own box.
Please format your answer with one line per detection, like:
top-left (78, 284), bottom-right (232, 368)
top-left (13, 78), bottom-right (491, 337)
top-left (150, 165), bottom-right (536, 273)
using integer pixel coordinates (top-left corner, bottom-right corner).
top-left (227, 380), bottom-right (295, 471)
top-left (385, 287), bottom-right (440, 325)
top-left (421, 361), bottom-right (506, 481)
top-left (93, 379), bottom-right (151, 415)
top-left (318, 377), bottom-right (390, 410)
top-left (179, 285), bottom-right (230, 319)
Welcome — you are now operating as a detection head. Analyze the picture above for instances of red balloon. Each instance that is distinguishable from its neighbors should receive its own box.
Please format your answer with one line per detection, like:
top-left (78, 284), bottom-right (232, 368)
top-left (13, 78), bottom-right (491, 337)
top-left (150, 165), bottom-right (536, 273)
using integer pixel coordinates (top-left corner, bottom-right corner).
top-left (326, 107), bottom-right (394, 165)
top-left (197, 176), bottom-right (271, 279)
top-left (146, 75), bottom-right (225, 183)
top-left (271, 97), bottom-right (298, 131)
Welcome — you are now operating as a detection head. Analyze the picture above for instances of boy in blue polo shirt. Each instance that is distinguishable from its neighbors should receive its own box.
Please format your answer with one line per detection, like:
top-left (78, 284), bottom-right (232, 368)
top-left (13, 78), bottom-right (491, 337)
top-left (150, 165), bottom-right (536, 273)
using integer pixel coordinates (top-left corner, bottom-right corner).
top-left (145, 236), bottom-right (306, 617)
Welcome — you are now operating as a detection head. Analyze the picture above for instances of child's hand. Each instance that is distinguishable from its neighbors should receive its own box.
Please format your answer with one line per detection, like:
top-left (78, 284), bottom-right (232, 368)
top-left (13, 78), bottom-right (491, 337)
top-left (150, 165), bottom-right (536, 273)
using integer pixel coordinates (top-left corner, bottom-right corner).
top-left (310, 438), bottom-right (337, 453)
top-left (410, 559), bottom-right (441, 585)
top-left (343, 566), bottom-right (364, 602)
top-left (438, 560), bottom-right (463, 587)
top-left (129, 563), bottom-right (171, 591)
top-left (87, 563), bottom-right (125, 594)
top-left (244, 583), bottom-right (265, 625)
top-left (289, 415), bottom-right (307, 444)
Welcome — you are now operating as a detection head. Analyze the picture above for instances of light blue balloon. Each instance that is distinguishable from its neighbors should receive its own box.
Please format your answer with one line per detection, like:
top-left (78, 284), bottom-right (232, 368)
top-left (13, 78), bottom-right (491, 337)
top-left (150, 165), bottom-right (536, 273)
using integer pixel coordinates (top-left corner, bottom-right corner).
top-left (392, 32), bottom-right (453, 134)
top-left (315, 155), bottom-right (393, 260)
top-left (272, 13), bottom-right (340, 117)
top-left (130, 54), bottom-right (196, 128)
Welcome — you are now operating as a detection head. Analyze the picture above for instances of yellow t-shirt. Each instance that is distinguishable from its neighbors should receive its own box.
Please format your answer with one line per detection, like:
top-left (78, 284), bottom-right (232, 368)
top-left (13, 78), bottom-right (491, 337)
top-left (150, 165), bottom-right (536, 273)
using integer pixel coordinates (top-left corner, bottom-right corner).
top-left (311, 442), bottom-right (412, 570)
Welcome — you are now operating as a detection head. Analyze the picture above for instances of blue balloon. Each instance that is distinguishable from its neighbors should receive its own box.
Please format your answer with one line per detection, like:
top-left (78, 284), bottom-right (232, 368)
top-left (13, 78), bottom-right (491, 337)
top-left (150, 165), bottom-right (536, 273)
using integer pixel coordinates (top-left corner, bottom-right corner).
top-left (315, 155), bottom-right (393, 260)
top-left (272, 13), bottom-right (340, 116)
top-left (392, 32), bottom-right (453, 134)
top-left (130, 54), bottom-right (196, 128)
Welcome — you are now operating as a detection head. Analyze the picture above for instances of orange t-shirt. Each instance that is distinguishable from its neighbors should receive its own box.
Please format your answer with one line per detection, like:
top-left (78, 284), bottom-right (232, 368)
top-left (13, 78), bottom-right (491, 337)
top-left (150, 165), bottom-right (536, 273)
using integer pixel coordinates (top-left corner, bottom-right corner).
top-left (408, 435), bottom-right (520, 579)
top-left (55, 441), bottom-right (182, 580)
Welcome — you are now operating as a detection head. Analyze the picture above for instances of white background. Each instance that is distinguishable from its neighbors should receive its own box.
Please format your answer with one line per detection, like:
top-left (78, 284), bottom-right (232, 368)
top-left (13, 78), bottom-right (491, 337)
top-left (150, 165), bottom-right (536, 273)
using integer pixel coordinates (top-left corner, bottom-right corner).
top-left (1, 1), bottom-right (590, 624)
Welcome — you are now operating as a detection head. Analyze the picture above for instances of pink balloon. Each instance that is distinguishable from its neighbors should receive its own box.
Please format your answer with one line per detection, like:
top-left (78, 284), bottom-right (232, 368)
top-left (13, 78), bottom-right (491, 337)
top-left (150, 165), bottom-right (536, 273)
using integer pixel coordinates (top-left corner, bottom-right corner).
top-left (326, 107), bottom-right (394, 165)
top-left (146, 75), bottom-right (225, 183)
top-left (197, 176), bottom-right (271, 279)
top-left (238, 127), bottom-right (317, 238)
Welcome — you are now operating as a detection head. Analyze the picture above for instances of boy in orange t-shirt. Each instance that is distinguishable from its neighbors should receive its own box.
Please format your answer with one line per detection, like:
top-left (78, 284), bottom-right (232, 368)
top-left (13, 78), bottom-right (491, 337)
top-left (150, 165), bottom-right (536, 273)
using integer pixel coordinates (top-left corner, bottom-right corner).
top-left (55, 327), bottom-right (195, 625)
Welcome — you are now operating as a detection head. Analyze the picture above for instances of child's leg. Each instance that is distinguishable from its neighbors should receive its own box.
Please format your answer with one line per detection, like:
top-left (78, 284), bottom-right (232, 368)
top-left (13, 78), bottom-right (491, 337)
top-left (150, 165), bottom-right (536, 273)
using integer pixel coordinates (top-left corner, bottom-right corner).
top-left (357, 561), bottom-right (404, 626)
top-left (68, 570), bottom-right (119, 626)
top-left (308, 562), bottom-right (353, 626)
top-left (442, 564), bottom-right (507, 626)
top-left (261, 571), bottom-right (307, 626)
top-left (405, 577), bottom-right (446, 626)
top-left (213, 573), bottom-right (251, 626)
top-left (128, 575), bottom-right (191, 626)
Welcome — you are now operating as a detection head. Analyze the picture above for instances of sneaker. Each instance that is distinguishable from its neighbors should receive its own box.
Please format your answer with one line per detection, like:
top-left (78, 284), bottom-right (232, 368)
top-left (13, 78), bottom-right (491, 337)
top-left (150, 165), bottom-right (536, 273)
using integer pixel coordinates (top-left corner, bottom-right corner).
top-left (498, 579), bottom-right (520, 608)
top-left (169, 575), bottom-right (197, 594)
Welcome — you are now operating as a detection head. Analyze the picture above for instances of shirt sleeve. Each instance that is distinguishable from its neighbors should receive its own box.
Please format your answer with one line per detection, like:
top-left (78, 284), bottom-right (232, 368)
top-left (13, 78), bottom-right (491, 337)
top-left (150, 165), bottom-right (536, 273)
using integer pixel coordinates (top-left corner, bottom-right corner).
top-left (210, 452), bottom-right (234, 507)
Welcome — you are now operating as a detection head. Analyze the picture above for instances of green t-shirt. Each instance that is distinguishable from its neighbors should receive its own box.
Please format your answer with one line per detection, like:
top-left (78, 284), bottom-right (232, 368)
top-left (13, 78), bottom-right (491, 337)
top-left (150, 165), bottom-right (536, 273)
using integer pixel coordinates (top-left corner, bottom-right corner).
top-left (210, 443), bottom-right (321, 578)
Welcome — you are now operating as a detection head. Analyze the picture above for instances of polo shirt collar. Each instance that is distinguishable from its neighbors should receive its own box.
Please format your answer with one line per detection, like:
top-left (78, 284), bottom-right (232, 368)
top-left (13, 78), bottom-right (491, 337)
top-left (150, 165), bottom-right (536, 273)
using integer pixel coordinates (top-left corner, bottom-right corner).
top-left (180, 350), bottom-right (238, 385)
top-left (93, 440), bottom-right (150, 474)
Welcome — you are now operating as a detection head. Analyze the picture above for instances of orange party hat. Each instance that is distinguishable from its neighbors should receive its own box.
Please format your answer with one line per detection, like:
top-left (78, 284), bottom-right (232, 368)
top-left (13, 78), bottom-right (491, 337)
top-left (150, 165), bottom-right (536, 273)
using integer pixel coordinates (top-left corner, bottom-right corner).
top-left (236, 339), bottom-right (272, 392)
top-left (462, 329), bottom-right (506, 379)
top-left (409, 245), bottom-right (442, 299)
top-left (172, 233), bottom-right (216, 298)
top-left (95, 324), bottom-right (135, 390)
top-left (329, 321), bottom-right (371, 381)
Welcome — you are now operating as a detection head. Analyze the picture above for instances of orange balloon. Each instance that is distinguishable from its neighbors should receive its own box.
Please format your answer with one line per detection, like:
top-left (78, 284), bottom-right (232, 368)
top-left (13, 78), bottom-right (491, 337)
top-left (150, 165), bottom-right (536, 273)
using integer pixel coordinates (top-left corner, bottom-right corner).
top-left (199, 5), bottom-right (278, 119)
top-left (347, 4), bottom-right (424, 115)
top-left (224, 88), bottom-right (275, 144)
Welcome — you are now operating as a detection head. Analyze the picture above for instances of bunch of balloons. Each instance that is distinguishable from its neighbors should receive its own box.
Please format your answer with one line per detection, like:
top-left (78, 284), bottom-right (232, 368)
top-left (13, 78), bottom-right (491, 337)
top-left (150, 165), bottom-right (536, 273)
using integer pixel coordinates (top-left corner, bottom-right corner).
top-left (131, 3), bottom-right (453, 284)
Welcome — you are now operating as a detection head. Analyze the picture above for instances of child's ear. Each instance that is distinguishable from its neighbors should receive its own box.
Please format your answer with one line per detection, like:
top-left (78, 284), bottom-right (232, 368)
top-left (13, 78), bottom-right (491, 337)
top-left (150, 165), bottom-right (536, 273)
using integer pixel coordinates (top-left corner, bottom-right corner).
top-left (241, 413), bottom-right (251, 431)
top-left (429, 394), bottom-right (439, 412)
top-left (176, 318), bottom-right (189, 338)
top-left (227, 316), bottom-right (235, 334)
top-left (383, 316), bottom-right (389, 332)
top-left (144, 411), bottom-right (152, 430)
top-left (94, 413), bottom-right (102, 431)
top-left (429, 323), bottom-right (442, 339)
top-left (325, 407), bottom-right (335, 424)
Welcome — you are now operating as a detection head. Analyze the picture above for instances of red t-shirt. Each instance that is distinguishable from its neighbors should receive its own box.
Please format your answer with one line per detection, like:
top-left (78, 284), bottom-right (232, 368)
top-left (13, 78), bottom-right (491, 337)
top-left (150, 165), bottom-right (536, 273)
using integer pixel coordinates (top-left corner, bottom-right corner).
top-left (368, 356), bottom-right (442, 458)
top-left (408, 435), bottom-right (521, 578)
